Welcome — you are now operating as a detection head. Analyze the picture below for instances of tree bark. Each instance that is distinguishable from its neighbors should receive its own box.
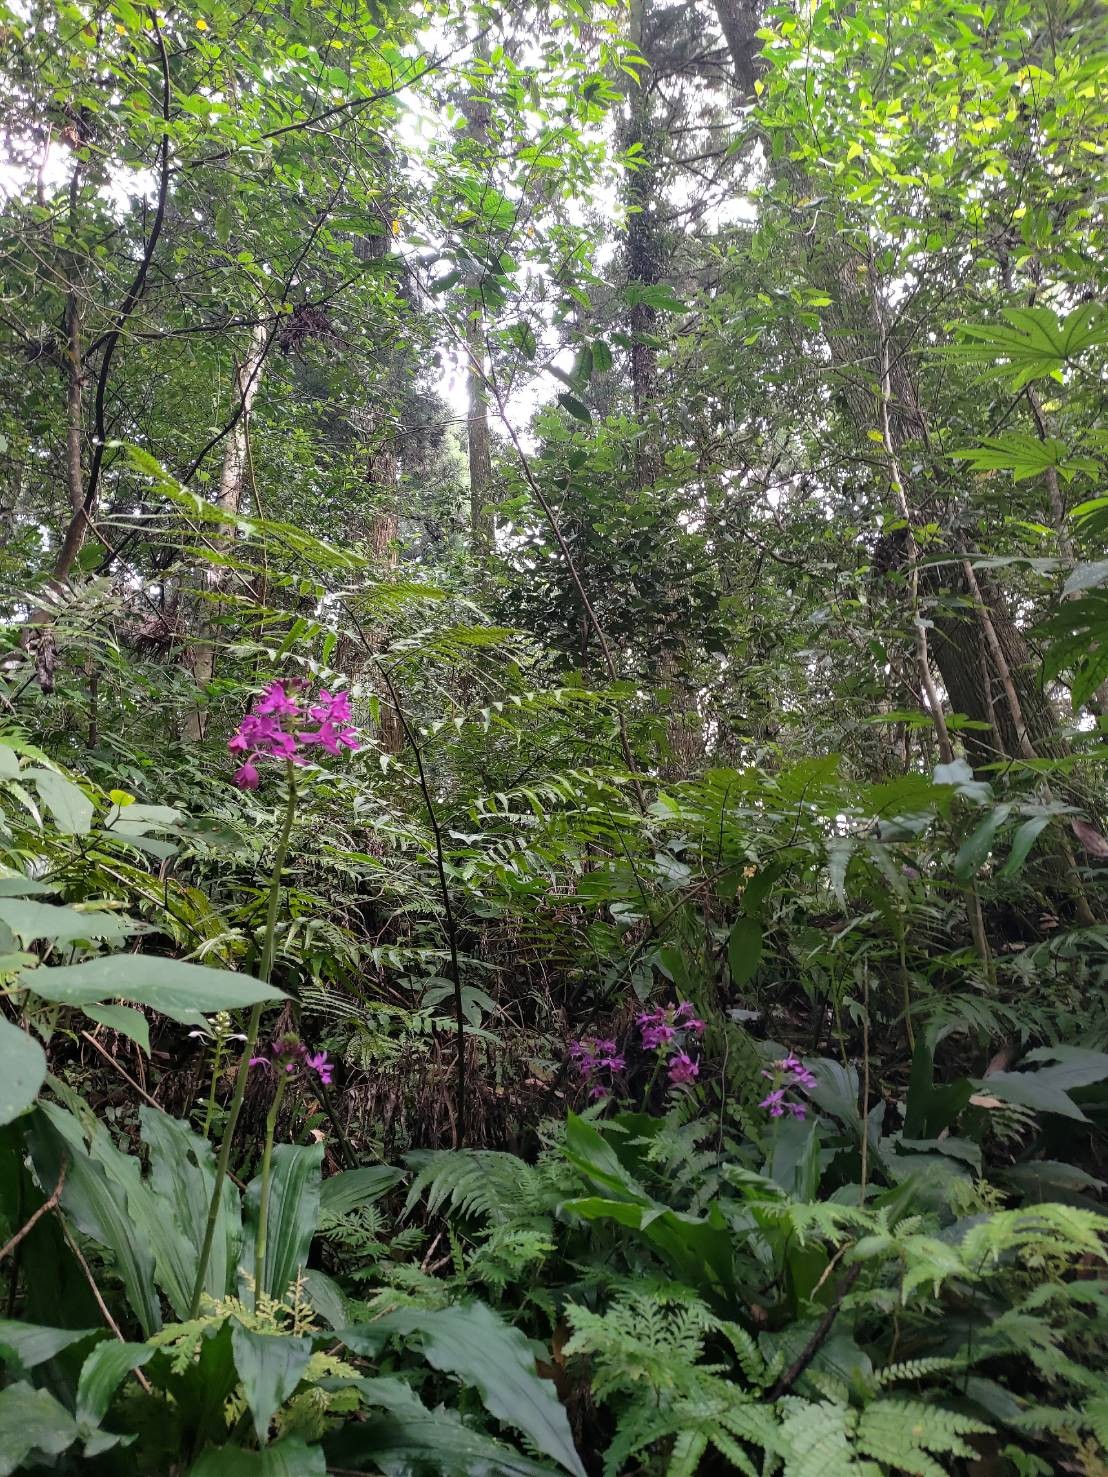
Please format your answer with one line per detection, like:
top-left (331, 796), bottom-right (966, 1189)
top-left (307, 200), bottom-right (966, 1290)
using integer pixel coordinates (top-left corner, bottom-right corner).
top-left (460, 37), bottom-right (494, 556)
top-left (183, 323), bottom-right (269, 741)
top-left (367, 433), bottom-right (405, 755)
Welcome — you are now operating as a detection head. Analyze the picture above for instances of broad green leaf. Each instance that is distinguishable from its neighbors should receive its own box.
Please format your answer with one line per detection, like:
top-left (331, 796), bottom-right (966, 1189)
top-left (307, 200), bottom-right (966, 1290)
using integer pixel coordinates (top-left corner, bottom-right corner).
top-left (0, 1320), bottom-right (97, 1373)
top-left (560, 1195), bottom-right (647, 1228)
top-left (976, 1051), bottom-right (1108, 1121)
top-left (23, 954), bottom-right (285, 1025)
top-left (341, 1302), bottom-right (584, 1474)
top-left (102, 801), bottom-right (182, 834)
top-left (326, 1412), bottom-right (559, 1477)
top-left (1000, 815), bottom-right (1051, 878)
top-left (23, 769), bottom-right (93, 835)
top-left (28, 1103), bottom-right (161, 1334)
top-left (563, 1113), bottom-right (649, 1203)
top-left (727, 915), bottom-right (763, 986)
top-left (1020, 1046), bottom-right (1108, 1088)
top-left (83, 1003), bottom-right (151, 1055)
top-left (954, 807), bottom-right (1009, 880)
top-left (1062, 561), bottom-right (1108, 597)
top-left (141, 1107), bottom-right (242, 1311)
top-left (0, 898), bottom-right (138, 945)
top-left (0, 1017), bottom-right (46, 1125)
top-left (75, 1341), bottom-right (153, 1427)
top-left (240, 1142), bottom-right (322, 1300)
top-left (189, 1440), bottom-right (326, 1476)
top-left (319, 1165), bottom-right (404, 1217)
top-left (0, 1382), bottom-right (79, 1475)
top-left (0, 877), bottom-right (55, 897)
top-left (557, 391), bottom-right (592, 424)
top-left (230, 1323), bottom-right (313, 1445)
top-left (301, 1268), bottom-right (346, 1329)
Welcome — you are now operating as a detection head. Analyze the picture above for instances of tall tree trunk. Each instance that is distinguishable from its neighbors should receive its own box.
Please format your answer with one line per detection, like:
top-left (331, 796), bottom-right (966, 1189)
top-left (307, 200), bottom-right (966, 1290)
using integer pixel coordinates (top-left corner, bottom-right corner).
top-left (712, 0), bottom-right (1097, 922)
top-left (624, 0), bottom-right (702, 774)
top-left (367, 434), bottom-right (405, 754)
top-left (183, 323), bottom-right (269, 742)
top-left (461, 37), bottom-right (494, 556)
top-left (622, 0), bottom-right (662, 490)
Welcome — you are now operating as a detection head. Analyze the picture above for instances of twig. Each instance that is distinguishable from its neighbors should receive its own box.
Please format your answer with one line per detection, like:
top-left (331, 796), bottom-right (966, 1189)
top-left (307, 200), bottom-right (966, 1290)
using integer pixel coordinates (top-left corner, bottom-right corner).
top-left (767, 1264), bottom-right (861, 1400)
top-left (51, 7), bottom-right (172, 584)
top-left (375, 662), bottom-right (467, 1144)
top-left (80, 1030), bottom-right (161, 1109)
top-left (0, 1158), bottom-right (67, 1262)
top-left (56, 1217), bottom-right (153, 1393)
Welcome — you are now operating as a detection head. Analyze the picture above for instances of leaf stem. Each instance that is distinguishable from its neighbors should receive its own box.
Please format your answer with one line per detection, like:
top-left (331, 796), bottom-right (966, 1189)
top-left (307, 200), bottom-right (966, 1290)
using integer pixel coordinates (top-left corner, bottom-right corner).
top-left (252, 1069), bottom-right (288, 1311)
top-left (189, 767), bottom-right (297, 1317)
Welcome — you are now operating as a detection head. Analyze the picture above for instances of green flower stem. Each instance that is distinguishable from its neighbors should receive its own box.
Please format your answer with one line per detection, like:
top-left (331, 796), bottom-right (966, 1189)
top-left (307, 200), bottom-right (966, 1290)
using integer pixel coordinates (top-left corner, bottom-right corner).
top-left (189, 767), bottom-right (297, 1318)
top-left (252, 1068), bottom-right (288, 1310)
top-left (201, 1031), bottom-right (226, 1140)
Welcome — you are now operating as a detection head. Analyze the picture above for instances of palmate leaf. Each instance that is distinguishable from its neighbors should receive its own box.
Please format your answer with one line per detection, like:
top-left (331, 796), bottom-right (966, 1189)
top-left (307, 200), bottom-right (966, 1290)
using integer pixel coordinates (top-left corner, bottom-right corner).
top-left (939, 304), bottom-right (1108, 388)
top-left (952, 433), bottom-right (1097, 483)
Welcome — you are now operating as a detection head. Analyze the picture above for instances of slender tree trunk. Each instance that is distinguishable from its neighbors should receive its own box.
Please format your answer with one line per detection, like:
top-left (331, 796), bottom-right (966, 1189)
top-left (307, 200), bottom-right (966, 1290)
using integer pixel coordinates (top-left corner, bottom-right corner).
top-left (367, 436), bottom-right (405, 754)
top-left (461, 37), bottom-right (494, 556)
top-left (183, 323), bottom-right (269, 742)
top-left (622, 0), bottom-right (662, 489)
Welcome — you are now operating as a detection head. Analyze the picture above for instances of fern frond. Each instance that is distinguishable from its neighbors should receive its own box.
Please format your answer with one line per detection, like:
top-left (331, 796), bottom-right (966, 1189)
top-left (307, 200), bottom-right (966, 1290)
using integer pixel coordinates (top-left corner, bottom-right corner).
top-left (779, 1398), bottom-right (871, 1476)
top-left (876, 1357), bottom-right (969, 1387)
top-left (855, 1398), bottom-right (991, 1475)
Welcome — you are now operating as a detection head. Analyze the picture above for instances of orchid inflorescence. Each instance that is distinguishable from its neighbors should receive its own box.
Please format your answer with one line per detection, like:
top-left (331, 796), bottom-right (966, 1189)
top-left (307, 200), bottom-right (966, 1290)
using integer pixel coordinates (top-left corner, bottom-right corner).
top-left (568, 1038), bottom-right (626, 1100)
top-left (637, 1001), bottom-right (704, 1087)
top-left (250, 1032), bottom-right (334, 1087)
top-left (228, 680), bottom-right (359, 790)
top-left (758, 1054), bottom-right (817, 1119)
top-left (567, 1001), bottom-right (705, 1101)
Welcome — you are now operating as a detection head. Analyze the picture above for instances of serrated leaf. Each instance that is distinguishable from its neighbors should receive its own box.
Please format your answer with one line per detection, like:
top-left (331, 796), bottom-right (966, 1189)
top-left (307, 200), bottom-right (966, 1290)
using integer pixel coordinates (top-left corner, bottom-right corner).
top-left (557, 392), bottom-right (592, 424)
top-left (591, 338), bottom-right (612, 372)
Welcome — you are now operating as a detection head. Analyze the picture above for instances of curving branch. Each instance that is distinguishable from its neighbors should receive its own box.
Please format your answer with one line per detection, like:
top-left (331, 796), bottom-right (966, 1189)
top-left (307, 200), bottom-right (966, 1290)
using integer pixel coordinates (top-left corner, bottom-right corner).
top-left (50, 7), bottom-right (172, 586)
